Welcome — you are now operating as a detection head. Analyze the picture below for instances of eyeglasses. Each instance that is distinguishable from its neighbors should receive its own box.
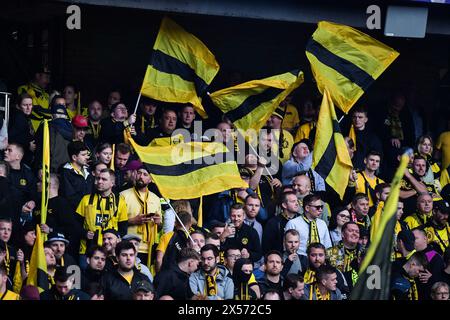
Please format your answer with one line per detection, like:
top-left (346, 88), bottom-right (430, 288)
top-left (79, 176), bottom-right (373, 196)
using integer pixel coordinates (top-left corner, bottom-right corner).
top-left (338, 214), bottom-right (351, 219)
top-left (309, 205), bottom-right (324, 210)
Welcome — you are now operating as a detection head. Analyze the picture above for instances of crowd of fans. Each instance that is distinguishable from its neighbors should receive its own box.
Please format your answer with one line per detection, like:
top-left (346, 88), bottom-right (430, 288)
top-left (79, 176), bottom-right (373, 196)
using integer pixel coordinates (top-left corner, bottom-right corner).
top-left (0, 67), bottom-right (450, 300)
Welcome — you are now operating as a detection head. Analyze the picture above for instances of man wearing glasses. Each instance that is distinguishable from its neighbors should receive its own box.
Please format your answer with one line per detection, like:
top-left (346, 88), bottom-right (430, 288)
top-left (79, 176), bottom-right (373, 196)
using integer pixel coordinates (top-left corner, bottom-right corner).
top-left (284, 193), bottom-right (332, 256)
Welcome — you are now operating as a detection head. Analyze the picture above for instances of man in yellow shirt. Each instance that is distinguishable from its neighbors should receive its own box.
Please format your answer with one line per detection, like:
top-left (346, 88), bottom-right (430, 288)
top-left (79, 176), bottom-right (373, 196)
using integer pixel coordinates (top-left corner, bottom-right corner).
top-left (404, 193), bottom-right (433, 229)
top-left (17, 66), bottom-right (51, 131)
top-left (355, 151), bottom-right (385, 208)
top-left (121, 166), bottom-right (162, 265)
top-left (76, 168), bottom-right (128, 263)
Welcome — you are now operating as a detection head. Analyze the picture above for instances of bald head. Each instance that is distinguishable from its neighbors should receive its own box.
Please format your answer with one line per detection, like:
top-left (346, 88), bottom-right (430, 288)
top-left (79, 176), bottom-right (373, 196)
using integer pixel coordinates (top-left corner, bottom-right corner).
top-left (292, 175), bottom-right (311, 197)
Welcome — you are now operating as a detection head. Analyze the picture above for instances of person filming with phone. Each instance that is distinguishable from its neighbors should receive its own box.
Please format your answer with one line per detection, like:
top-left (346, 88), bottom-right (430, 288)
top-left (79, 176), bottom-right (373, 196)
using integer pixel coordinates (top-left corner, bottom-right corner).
top-left (220, 204), bottom-right (262, 264)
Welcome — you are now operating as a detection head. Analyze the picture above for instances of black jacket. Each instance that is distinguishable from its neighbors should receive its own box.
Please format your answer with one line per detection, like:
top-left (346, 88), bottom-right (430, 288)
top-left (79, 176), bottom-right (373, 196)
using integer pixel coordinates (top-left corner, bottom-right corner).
top-left (101, 267), bottom-right (149, 300)
top-left (154, 264), bottom-right (194, 300)
top-left (8, 164), bottom-right (37, 206)
top-left (160, 229), bottom-right (189, 271)
top-left (262, 214), bottom-right (293, 255)
top-left (81, 267), bottom-right (105, 293)
top-left (222, 223), bottom-right (262, 263)
top-left (99, 117), bottom-right (126, 145)
top-left (40, 287), bottom-right (90, 300)
top-left (8, 109), bottom-right (35, 166)
top-left (59, 165), bottom-right (94, 210)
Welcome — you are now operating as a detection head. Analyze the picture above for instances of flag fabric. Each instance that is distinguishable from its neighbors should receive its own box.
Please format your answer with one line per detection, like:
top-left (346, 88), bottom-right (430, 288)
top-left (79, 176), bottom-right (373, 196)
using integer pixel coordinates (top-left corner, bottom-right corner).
top-left (312, 88), bottom-right (353, 199)
top-left (140, 17), bottom-right (220, 118)
top-left (26, 225), bottom-right (49, 293)
top-left (351, 152), bottom-right (410, 300)
top-left (12, 261), bottom-right (23, 293)
top-left (128, 136), bottom-right (247, 200)
top-left (40, 120), bottom-right (50, 225)
top-left (306, 21), bottom-right (399, 113)
top-left (210, 70), bottom-right (304, 134)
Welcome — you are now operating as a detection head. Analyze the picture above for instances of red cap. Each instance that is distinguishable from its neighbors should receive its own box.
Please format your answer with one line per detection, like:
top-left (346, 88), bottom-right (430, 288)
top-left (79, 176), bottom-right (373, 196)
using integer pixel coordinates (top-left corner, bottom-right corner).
top-left (72, 115), bottom-right (88, 128)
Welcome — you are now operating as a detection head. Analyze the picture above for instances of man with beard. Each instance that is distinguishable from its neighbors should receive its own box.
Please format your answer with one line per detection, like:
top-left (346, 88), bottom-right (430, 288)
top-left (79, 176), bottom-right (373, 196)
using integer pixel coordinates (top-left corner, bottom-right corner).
top-left (121, 166), bottom-right (162, 265)
top-left (102, 229), bottom-right (121, 272)
top-left (327, 222), bottom-right (363, 292)
top-left (75, 168), bottom-right (128, 269)
top-left (257, 251), bottom-right (284, 297)
top-left (262, 192), bottom-right (299, 254)
top-left (243, 194), bottom-right (263, 243)
top-left (405, 193), bottom-right (433, 229)
top-left (45, 232), bottom-right (77, 268)
top-left (85, 100), bottom-right (103, 147)
top-left (112, 143), bottom-right (132, 192)
top-left (154, 247), bottom-right (200, 300)
top-left (102, 240), bottom-right (149, 300)
top-left (424, 200), bottom-right (450, 255)
top-left (81, 245), bottom-right (107, 292)
top-left (189, 244), bottom-right (233, 300)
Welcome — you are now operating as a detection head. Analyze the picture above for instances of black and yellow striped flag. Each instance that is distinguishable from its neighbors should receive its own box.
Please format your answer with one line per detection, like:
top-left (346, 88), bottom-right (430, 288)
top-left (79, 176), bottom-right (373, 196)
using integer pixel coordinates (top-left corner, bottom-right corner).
top-left (312, 88), bottom-right (353, 199)
top-left (351, 151), bottom-right (410, 300)
top-left (306, 21), bottom-right (399, 113)
top-left (26, 225), bottom-right (49, 293)
top-left (141, 17), bottom-right (220, 118)
top-left (210, 70), bottom-right (304, 134)
top-left (128, 137), bottom-right (247, 200)
top-left (41, 119), bottom-right (50, 225)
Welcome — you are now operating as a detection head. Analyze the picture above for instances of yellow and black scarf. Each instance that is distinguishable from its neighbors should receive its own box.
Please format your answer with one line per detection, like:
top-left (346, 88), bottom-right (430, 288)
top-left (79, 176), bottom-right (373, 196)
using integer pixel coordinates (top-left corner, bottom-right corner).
top-left (303, 269), bottom-right (316, 284)
top-left (309, 283), bottom-right (330, 300)
top-left (205, 269), bottom-right (219, 296)
top-left (302, 215), bottom-right (320, 244)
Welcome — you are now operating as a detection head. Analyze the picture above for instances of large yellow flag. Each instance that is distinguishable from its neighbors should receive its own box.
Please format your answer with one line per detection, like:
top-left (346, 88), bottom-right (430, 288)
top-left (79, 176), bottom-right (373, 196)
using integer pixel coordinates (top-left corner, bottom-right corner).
top-left (27, 225), bottom-right (49, 293)
top-left (210, 70), bottom-right (304, 134)
top-left (128, 137), bottom-right (247, 200)
top-left (312, 88), bottom-right (353, 199)
top-left (40, 120), bottom-right (50, 225)
top-left (140, 17), bottom-right (220, 118)
top-left (306, 21), bottom-right (399, 113)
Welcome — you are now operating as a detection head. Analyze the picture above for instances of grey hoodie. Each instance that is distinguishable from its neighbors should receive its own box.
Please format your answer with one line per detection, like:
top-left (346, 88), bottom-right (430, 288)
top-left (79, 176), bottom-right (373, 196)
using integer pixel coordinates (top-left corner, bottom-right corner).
top-left (189, 264), bottom-right (234, 300)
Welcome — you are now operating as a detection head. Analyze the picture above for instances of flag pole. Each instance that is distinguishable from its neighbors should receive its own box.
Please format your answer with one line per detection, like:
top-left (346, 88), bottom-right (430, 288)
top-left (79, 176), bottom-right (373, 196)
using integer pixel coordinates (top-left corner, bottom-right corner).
top-left (133, 92), bottom-right (142, 115)
top-left (338, 115), bottom-right (345, 123)
top-left (165, 198), bottom-right (196, 247)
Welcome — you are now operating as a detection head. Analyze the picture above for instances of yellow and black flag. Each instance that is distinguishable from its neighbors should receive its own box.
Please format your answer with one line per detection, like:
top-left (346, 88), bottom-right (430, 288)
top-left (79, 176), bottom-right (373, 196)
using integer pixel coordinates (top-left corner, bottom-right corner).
top-left (26, 225), bottom-right (49, 293)
top-left (128, 137), bottom-right (247, 200)
top-left (312, 88), bottom-right (353, 199)
top-left (210, 70), bottom-right (304, 134)
top-left (306, 21), bottom-right (399, 113)
top-left (41, 119), bottom-right (50, 225)
top-left (140, 17), bottom-right (220, 118)
top-left (351, 151), bottom-right (410, 300)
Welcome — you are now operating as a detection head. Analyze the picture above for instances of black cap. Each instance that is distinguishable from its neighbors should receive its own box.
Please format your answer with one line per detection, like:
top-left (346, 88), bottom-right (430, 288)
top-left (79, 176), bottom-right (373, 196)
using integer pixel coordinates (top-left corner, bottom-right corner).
top-left (397, 230), bottom-right (415, 252)
top-left (54, 266), bottom-right (72, 282)
top-left (434, 200), bottom-right (450, 215)
top-left (51, 104), bottom-right (69, 118)
top-left (102, 228), bottom-right (120, 238)
top-left (131, 280), bottom-right (154, 294)
top-left (45, 231), bottom-right (69, 245)
top-left (34, 66), bottom-right (51, 75)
